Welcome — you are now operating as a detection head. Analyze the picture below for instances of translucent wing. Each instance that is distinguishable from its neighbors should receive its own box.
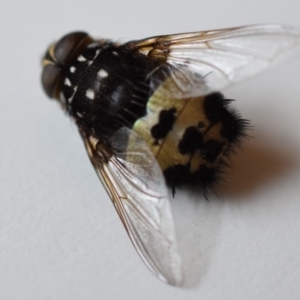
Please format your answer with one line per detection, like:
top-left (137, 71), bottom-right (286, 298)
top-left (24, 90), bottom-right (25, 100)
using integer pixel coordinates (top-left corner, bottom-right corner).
top-left (80, 127), bottom-right (183, 286)
top-left (126, 24), bottom-right (300, 98)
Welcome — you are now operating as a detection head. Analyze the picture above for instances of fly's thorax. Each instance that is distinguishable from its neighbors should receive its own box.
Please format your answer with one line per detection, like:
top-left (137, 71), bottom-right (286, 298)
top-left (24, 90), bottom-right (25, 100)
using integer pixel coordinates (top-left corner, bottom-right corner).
top-left (60, 48), bottom-right (161, 139)
top-left (41, 32), bottom-right (158, 139)
top-left (129, 76), bottom-right (246, 189)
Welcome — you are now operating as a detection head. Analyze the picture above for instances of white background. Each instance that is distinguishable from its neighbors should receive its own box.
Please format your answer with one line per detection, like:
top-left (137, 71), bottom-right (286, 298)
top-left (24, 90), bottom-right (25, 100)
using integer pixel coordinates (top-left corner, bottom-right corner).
top-left (1, 1), bottom-right (300, 299)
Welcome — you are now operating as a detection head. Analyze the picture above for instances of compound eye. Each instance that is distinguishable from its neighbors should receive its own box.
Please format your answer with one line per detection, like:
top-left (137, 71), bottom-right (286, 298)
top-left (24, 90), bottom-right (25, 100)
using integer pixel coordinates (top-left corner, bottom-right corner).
top-left (41, 64), bottom-right (64, 98)
top-left (54, 32), bottom-right (89, 63)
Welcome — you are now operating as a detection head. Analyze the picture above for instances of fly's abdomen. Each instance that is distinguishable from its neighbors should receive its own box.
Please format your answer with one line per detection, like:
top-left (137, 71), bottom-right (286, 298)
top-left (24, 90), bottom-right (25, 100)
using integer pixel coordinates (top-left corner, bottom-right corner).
top-left (130, 77), bottom-right (247, 190)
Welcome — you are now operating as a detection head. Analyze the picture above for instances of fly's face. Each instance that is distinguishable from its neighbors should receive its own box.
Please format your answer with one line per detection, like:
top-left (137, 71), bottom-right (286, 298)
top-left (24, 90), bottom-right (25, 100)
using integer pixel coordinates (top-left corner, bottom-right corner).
top-left (41, 25), bottom-right (300, 285)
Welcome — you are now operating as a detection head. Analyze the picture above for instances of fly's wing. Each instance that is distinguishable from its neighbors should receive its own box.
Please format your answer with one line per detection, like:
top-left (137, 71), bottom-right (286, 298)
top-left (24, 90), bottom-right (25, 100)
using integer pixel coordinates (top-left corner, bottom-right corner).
top-left (126, 24), bottom-right (300, 98)
top-left (80, 127), bottom-right (183, 286)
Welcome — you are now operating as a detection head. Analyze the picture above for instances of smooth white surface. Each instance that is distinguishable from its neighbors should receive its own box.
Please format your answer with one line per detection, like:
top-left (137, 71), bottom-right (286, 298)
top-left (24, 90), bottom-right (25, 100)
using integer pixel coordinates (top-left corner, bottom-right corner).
top-left (1, 1), bottom-right (300, 299)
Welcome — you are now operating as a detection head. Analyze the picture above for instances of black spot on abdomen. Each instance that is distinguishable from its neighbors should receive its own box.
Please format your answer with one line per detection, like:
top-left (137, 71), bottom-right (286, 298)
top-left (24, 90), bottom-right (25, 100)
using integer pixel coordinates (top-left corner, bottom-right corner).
top-left (164, 163), bottom-right (220, 194)
top-left (203, 92), bottom-right (226, 122)
top-left (204, 92), bottom-right (247, 143)
top-left (178, 126), bottom-right (203, 154)
top-left (201, 139), bottom-right (224, 163)
top-left (151, 108), bottom-right (176, 140)
top-left (178, 127), bottom-right (224, 163)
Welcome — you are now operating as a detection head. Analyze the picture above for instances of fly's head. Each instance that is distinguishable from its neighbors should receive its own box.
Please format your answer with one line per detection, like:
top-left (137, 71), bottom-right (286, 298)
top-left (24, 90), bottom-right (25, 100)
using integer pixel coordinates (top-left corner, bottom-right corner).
top-left (41, 32), bottom-right (92, 109)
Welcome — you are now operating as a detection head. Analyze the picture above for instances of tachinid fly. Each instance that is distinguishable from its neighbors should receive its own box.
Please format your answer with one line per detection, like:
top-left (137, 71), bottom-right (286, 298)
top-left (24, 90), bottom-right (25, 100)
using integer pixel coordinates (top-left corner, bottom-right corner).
top-left (41, 24), bottom-right (300, 285)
